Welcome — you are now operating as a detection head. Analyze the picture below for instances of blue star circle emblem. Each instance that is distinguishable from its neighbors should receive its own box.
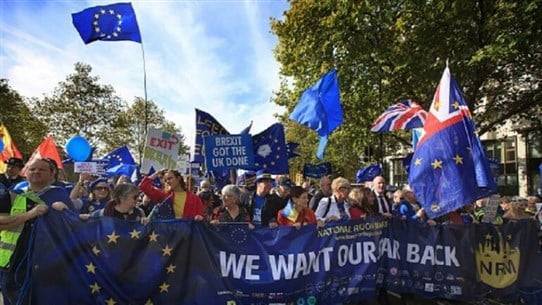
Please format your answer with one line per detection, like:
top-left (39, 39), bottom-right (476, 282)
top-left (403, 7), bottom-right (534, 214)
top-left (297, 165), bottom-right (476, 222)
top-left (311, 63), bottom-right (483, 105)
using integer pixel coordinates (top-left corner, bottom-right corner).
top-left (93, 8), bottom-right (123, 39)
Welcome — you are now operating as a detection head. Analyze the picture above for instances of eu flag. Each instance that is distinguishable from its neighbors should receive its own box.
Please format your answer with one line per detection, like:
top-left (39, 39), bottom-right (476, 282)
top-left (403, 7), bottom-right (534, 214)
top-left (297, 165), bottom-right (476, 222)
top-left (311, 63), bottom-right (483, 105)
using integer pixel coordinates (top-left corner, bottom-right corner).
top-left (72, 3), bottom-right (142, 44)
top-left (251, 123), bottom-right (289, 174)
top-left (102, 146), bottom-right (136, 170)
top-left (356, 164), bottom-right (382, 183)
top-left (289, 69), bottom-right (343, 159)
top-left (194, 109), bottom-right (229, 164)
top-left (408, 67), bottom-right (496, 218)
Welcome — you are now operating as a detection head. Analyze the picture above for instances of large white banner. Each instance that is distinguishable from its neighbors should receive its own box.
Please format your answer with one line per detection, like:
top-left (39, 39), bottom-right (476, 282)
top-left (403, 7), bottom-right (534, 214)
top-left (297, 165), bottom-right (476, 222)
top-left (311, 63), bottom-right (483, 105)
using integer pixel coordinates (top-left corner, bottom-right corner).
top-left (141, 128), bottom-right (181, 173)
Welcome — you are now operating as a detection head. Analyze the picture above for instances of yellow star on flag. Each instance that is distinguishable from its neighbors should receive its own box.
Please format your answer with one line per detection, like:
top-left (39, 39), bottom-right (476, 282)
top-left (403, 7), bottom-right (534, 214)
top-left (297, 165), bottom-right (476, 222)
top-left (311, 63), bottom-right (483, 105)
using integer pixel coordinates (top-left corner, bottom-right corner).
top-left (129, 229), bottom-right (141, 239)
top-left (166, 264), bottom-right (176, 274)
top-left (148, 231), bottom-right (159, 242)
top-left (159, 282), bottom-right (170, 293)
top-left (92, 245), bottom-right (101, 256)
top-left (414, 158), bottom-right (422, 166)
top-left (453, 154), bottom-right (463, 164)
top-left (162, 245), bottom-right (173, 256)
top-left (107, 231), bottom-right (120, 244)
top-left (106, 298), bottom-right (117, 305)
top-left (431, 159), bottom-right (443, 169)
top-left (433, 99), bottom-right (441, 111)
top-left (89, 282), bottom-right (101, 294)
top-left (85, 262), bottom-right (96, 274)
top-left (452, 101), bottom-right (460, 109)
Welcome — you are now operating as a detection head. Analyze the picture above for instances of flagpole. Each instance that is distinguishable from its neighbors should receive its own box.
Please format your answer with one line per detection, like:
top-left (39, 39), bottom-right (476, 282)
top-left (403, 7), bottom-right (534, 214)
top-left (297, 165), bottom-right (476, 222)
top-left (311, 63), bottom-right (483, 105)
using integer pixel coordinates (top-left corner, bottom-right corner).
top-left (140, 42), bottom-right (148, 166)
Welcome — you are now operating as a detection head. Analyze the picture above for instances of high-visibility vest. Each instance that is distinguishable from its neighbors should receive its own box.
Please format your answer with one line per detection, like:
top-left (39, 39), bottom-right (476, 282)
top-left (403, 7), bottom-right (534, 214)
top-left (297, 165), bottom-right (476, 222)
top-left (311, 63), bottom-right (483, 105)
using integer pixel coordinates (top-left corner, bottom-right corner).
top-left (0, 191), bottom-right (44, 268)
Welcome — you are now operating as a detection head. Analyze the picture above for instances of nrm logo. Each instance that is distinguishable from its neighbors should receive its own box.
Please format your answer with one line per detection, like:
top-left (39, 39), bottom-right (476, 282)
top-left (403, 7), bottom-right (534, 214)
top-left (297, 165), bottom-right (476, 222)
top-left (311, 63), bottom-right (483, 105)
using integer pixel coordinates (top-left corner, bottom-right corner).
top-left (475, 230), bottom-right (520, 288)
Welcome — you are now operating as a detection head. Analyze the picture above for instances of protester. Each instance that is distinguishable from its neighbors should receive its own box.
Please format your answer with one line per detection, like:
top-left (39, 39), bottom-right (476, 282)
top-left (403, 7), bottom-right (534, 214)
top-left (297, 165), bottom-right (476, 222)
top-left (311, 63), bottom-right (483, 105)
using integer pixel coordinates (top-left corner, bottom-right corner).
top-left (503, 198), bottom-right (531, 222)
top-left (70, 174), bottom-right (111, 213)
top-left (245, 172), bottom-right (285, 228)
top-left (139, 169), bottom-right (204, 220)
top-left (273, 175), bottom-right (292, 205)
top-left (0, 158), bottom-right (72, 305)
top-left (0, 158), bottom-right (25, 217)
top-left (309, 175), bottom-right (332, 211)
top-left (347, 187), bottom-right (369, 219)
top-left (210, 185), bottom-right (252, 226)
top-left (315, 177), bottom-right (351, 222)
top-left (80, 183), bottom-right (145, 222)
top-left (372, 176), bottom-right (392, 217)
top-left (391, 190), bottom-right (416, 219)
top-left (277, 185), bottom-right (320, 227)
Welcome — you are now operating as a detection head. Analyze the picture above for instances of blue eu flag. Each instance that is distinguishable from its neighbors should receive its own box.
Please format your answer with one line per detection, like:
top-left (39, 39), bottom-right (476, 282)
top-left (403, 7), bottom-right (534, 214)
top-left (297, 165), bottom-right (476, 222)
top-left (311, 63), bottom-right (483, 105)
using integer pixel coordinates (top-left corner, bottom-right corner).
top-left (303, 162), bottom-right (332, 179)
top-left (408, 67), bottom-right (496, 218)
top-left (251, 123), bottom-right (289, 174)
top-left (102, 146), bottom-right (136, 170)
top-left (289, 69), bottom-right (343, 159)
top-left (194, 109), bottom-right (229, 164)
top-left (72, 3), bottom-right (142, 44)
top-left (356, 164), bottom-right (382, 183)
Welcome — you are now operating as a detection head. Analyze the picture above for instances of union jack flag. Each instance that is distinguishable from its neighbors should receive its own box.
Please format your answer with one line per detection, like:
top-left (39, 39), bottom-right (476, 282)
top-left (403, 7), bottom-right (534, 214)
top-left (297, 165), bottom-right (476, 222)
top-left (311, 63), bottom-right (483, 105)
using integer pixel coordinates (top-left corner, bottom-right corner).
top-left (370, 99), bottom-right (427, 133)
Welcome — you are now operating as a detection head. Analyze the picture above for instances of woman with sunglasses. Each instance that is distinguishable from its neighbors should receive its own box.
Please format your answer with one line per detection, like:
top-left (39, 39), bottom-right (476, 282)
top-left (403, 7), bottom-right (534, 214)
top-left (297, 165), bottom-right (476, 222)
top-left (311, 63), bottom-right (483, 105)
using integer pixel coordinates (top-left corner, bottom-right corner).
top-left (139, 169), bottom-right (204, 220)
top-left (80, 183), bottom-right (145, 221)
top-left (70, 174), bottom-right (111, 213)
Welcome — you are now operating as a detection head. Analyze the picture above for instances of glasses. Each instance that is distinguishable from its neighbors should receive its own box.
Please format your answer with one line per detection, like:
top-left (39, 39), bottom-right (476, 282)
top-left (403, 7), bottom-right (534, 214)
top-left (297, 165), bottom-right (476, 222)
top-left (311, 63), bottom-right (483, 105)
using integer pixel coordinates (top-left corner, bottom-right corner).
top-left (94, 186), bottom-right (109, 191)
top-left (338, 186), bottom-right (351, 192)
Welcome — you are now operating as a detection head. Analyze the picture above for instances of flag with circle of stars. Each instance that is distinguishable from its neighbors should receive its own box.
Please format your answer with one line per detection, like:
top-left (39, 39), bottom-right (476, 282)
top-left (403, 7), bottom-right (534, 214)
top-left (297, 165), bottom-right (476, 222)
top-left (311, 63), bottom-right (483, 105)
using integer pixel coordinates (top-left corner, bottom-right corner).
top-left (250, 123), bottom-right (289, 174)
top-left (102, 145), bottom-right (136, 170)
top-left (72, 2), bottom-right (142, 44)
top-left (408, 67), bottom-right (496, 219)
top-left (30, 210), bottom-right (193, 305)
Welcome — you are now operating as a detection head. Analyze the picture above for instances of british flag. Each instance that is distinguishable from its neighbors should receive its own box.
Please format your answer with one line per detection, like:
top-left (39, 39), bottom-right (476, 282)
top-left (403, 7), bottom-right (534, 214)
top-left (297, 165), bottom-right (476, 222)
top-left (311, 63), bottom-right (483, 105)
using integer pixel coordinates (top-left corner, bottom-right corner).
top-left (370, 99), bottom-right (427, 133)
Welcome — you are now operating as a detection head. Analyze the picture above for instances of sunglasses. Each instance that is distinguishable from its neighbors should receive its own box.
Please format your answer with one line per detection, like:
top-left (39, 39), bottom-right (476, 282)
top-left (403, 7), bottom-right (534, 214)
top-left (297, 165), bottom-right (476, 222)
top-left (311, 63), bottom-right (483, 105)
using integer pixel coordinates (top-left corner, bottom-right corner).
top-left (94, 186), bottom-right (109, 191)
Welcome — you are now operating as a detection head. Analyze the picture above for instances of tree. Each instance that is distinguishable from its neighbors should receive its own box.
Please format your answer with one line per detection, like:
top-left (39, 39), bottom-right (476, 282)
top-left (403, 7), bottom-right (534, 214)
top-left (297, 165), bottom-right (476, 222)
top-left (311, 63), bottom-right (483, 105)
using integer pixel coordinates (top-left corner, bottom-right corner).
top-left (32, 62), bottom-right (125, 153)
top-left (107, 97), bottom-right (189, 163)
top-left (0, 79), bottom-right (47, 157)
top-left (271, 0), bottom-right (542, 178)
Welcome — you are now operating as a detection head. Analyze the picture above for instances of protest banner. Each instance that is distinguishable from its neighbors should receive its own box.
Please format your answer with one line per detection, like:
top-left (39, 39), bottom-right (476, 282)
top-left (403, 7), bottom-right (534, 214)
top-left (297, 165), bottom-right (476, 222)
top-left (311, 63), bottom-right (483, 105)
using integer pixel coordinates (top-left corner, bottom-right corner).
top-left (141, 128), bottom-right (181, 173)
top-left (30, 213), bottom-right (542, 305)
top-left (204, 134), bottom-right (254, 172)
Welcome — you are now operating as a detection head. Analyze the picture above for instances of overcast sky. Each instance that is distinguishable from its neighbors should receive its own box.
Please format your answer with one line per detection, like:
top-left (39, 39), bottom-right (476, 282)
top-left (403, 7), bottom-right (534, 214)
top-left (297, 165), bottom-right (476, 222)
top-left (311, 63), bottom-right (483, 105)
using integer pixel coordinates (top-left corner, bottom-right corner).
top-left (0, 0), bottom-right (289, 151)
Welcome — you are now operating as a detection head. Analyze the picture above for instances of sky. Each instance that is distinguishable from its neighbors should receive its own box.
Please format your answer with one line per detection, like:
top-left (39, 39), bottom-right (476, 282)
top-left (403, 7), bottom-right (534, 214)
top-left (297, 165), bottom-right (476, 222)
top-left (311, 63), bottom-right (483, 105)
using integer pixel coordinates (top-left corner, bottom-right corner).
top-left (0, 0), bottom-right (289, 153)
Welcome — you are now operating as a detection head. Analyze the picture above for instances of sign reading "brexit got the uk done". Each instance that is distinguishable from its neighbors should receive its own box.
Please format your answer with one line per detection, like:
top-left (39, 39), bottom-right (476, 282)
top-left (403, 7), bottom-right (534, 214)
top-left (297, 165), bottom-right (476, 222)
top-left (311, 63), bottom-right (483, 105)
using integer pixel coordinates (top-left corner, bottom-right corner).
top-left (204, 134), bottom-right (254, 171)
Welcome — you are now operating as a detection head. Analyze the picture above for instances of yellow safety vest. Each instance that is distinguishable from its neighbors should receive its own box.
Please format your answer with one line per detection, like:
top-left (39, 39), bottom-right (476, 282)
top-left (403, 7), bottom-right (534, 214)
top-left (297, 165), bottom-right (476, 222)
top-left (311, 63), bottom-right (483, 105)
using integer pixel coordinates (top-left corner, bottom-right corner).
top-left (0, 191), bottom-right (44, 268)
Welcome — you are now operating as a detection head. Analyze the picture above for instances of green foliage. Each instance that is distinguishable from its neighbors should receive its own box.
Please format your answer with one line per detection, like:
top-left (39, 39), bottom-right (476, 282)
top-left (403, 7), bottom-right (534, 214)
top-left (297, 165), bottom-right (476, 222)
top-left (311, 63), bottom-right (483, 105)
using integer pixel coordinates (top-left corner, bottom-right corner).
top-left (108, 97), bottom-right (189, 163)
top-left (32, 62), bottom-right (125, 153)
top-left (271, 0), bottom-right (542, 179)
top-left (0, 79), bottom-right (47, 157)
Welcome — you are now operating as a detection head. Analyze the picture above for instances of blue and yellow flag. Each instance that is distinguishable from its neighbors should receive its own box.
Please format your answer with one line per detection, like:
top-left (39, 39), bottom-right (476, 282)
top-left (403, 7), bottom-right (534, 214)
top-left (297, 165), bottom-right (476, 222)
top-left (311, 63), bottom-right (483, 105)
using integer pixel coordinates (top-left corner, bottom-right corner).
top-left (72, 2), bottom-right (142, 44)
top-left (408, 67), bottom-right (496, 218)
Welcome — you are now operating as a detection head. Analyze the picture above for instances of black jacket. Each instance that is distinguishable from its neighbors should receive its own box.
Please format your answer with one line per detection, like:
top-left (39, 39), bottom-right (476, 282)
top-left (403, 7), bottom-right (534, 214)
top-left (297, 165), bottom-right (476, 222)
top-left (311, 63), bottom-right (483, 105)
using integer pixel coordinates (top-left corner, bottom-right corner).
top-left (245, 192), bottom-right (286, 227)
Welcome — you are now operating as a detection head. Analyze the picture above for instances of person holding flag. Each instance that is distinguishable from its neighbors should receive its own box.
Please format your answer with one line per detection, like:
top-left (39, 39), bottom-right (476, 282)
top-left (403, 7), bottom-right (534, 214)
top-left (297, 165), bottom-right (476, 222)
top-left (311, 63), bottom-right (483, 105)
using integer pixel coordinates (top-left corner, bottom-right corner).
top-left (277, 186), bottom-right (321, 227)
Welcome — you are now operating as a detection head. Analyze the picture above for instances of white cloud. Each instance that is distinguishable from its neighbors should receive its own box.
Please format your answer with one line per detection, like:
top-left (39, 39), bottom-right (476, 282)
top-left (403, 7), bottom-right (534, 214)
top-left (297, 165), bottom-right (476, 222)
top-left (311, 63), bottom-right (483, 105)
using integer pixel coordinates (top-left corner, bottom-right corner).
top-left (0, 0), bottom-right (288, 154)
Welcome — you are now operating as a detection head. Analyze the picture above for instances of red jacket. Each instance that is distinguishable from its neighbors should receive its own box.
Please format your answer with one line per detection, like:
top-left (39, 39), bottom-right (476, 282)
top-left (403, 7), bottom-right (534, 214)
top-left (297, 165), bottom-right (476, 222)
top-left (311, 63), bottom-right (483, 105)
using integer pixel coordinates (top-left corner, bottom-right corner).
top-left (139, 176), bottom-right (204, 219)
top-left (277, 208), bottom-right (317, 226)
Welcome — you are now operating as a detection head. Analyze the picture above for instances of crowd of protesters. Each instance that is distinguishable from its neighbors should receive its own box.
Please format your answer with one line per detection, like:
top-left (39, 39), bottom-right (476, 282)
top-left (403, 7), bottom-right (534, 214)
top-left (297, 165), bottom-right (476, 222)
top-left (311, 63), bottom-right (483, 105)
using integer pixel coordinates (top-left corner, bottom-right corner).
top-left (0, 156), bottom-right (541, 305)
